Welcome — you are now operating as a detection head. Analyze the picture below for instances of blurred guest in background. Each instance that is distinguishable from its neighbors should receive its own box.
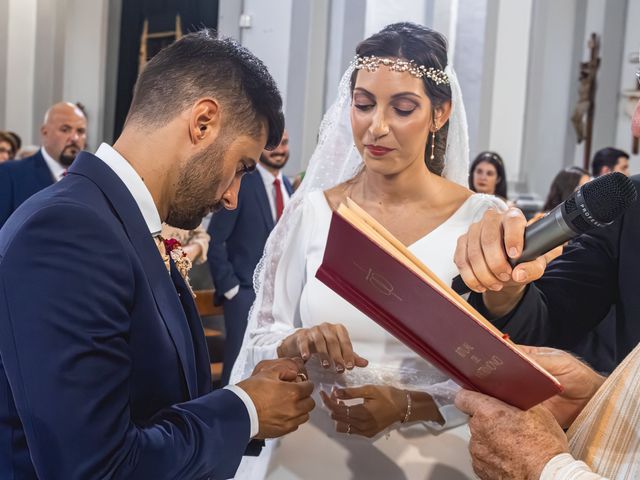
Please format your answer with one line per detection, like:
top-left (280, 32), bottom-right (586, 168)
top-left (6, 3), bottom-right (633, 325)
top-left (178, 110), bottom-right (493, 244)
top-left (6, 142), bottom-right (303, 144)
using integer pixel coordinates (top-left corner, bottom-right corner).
top-left (208, 130), bottom-right (293, 385)
top-left (0, 102), bottom-right (87, 228)
top-left (592, 147), bottom-right (630, 177)
top-left (0, 131), bottom-right (19, 163)
top-left (542, 166), bottom-right (590, 212)
top-left (469, 151), bottom-right (508, 200)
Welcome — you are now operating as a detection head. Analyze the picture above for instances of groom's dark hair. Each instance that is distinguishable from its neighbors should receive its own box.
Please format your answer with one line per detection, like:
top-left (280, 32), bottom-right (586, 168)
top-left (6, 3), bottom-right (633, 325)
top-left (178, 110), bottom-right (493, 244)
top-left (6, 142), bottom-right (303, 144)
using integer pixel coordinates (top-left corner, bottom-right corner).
top-left (126, 28), bottom-right (285, 150)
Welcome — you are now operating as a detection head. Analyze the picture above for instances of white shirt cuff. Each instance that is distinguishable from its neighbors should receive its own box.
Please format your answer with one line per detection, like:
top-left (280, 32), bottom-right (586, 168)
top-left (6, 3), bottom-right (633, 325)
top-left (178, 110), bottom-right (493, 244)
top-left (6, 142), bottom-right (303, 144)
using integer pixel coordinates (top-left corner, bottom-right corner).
top-left (540, 453), bottom-right (603, 479)
top-left (224, 285), bottom-right (240, 300)
top-left (224, 384), bottom-right (259, 438)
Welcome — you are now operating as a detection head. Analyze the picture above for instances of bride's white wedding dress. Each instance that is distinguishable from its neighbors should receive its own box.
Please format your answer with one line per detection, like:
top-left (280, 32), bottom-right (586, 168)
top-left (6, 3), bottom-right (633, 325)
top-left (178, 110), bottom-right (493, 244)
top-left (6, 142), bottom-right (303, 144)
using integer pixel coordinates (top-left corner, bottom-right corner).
top-left (234, 190), bottom-right (503, 480)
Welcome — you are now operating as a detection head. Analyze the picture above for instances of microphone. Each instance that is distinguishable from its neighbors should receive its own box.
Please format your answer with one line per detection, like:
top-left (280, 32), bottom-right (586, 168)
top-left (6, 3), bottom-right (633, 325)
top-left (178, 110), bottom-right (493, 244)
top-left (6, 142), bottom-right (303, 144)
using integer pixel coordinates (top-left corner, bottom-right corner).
top-left (451, 172), bottom-right (638, 295)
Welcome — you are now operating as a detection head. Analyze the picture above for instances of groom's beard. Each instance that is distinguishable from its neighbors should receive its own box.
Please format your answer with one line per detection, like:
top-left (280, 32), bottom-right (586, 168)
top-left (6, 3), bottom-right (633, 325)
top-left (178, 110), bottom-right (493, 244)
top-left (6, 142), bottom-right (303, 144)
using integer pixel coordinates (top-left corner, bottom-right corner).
top-left (166, 143), bottom-right (227, 230)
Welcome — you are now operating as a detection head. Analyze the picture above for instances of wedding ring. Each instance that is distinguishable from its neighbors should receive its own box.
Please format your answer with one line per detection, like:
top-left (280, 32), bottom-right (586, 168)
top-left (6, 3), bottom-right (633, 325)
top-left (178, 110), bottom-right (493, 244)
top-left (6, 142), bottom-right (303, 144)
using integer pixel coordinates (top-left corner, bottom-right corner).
top-left (347, 424), bottom-right (352, 435)
top-left (296, 372), bottom-right (308, 382)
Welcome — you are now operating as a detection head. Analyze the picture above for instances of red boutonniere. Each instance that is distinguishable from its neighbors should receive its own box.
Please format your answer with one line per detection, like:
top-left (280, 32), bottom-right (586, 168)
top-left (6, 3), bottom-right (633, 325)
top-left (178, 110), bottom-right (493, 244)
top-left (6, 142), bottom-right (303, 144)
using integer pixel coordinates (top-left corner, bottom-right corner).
top-left (162, 237), bottom-right (195, 297)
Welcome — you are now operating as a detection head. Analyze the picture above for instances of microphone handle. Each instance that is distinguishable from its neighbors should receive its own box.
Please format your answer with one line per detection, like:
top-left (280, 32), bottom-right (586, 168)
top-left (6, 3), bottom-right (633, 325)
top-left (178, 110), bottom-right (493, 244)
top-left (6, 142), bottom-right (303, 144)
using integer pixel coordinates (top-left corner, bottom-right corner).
top-left (451, 206), bottom-right (577, 295)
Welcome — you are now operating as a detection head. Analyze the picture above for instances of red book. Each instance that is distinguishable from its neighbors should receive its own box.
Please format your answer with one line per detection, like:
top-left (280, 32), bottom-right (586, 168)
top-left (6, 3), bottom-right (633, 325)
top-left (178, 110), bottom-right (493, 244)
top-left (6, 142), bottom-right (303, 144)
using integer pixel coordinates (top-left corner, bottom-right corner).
top-left (316, 199), bottom-right (562, 410)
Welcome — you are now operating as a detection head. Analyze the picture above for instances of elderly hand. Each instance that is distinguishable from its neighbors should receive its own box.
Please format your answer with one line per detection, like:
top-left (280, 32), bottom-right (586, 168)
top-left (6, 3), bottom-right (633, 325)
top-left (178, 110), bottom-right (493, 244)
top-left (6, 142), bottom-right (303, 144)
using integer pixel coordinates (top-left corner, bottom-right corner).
top-left (278, 323), bottom-right (368, 373)
top-left (453, 208), bottom-right (548, 317)
top-left (520, 345), bottom-right (605, 428)
top-left (455, 389), bottom-right (568, 480)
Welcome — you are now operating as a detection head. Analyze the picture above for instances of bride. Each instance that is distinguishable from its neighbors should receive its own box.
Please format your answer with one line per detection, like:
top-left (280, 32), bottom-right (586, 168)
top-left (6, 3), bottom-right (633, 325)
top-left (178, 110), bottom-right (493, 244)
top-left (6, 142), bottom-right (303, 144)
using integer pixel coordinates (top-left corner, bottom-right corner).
top-left (231, 22), bottom-right (505, 479)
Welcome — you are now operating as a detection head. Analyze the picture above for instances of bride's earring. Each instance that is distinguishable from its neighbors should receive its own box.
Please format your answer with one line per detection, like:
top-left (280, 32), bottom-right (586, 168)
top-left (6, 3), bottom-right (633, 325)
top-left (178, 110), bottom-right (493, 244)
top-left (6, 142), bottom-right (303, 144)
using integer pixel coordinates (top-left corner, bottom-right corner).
top-left (430, 124), bottom-right (437, 162)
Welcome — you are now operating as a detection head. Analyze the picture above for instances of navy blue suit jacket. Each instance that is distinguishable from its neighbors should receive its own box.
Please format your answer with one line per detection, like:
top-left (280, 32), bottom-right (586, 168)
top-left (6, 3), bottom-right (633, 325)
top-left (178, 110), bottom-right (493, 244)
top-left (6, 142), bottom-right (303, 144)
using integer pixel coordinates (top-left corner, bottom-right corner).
top-left (0, 152), bottom-right (251, 479)
top-left (0, 150), bottom-right (55, 228)
top-left (207, 170), bottom-right (293, 301)
top-left (471, 174), bottom-right (640, 370)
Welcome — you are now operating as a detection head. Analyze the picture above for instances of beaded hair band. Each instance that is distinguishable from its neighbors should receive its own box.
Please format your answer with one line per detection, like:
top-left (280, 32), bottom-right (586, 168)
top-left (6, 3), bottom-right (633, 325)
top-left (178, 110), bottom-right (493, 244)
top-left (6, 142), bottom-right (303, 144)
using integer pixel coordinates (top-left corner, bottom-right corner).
top-left (354, 55), bottom-right (450, 86)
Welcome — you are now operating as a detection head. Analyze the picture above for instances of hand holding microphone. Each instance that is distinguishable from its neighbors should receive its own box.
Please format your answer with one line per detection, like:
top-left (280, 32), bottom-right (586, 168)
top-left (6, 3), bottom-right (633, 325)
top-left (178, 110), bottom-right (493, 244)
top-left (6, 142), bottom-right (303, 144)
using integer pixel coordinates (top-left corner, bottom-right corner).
top-left (452, 172), bottom-right (637, 314)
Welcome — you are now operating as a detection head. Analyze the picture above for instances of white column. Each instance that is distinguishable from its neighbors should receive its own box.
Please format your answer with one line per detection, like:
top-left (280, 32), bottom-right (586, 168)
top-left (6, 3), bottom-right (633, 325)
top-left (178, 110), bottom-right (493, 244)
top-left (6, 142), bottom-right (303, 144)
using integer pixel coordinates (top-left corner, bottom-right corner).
top-left (5, 0), bottom-right (38, 144)
top-left (487, 0), bottom-right (533, 185)
top-left (240, 0), bottom-right (293, 108)
top-left (364, 0), bottom-right (426, 37)
top-left (61, 0), bottom-right (110, 150)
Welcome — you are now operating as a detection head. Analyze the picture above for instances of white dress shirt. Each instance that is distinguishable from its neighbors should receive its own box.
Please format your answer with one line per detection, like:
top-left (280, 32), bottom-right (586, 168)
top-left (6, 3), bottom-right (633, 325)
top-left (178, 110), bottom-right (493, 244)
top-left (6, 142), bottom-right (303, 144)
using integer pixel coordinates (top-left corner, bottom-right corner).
top-left (94, 143), bottom-right (259, 438)
top-left (41, 147), bottom-right (67, 182)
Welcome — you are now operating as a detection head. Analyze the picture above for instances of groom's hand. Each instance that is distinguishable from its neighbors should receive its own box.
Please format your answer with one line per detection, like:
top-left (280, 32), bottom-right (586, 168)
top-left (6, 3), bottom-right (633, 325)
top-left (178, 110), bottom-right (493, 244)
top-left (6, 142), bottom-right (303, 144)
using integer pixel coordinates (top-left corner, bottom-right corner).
top-left (237, 358), bottom-right (315, 439)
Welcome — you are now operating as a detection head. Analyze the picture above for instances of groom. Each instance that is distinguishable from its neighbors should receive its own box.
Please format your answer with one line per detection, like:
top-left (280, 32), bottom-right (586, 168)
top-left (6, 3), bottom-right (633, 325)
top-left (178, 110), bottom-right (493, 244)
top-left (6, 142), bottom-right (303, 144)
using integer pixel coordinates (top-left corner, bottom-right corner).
top-left (0, 30), bottom-right (314, 479)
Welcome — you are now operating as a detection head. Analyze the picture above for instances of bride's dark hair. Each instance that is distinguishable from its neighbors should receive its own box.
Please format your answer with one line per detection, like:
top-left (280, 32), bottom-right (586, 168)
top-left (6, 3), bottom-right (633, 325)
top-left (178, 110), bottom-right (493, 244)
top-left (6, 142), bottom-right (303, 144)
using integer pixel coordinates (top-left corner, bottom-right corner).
top-left (351, 22), bottom-right (451, 175)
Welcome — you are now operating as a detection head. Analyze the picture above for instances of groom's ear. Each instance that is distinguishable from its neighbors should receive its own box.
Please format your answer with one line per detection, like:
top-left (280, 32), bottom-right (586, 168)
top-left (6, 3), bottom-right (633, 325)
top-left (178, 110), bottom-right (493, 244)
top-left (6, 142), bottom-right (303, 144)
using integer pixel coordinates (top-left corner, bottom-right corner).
top-left (187, 98), bottom-right (222, 146)
top-left (434, 100), bottom-right (452, 127)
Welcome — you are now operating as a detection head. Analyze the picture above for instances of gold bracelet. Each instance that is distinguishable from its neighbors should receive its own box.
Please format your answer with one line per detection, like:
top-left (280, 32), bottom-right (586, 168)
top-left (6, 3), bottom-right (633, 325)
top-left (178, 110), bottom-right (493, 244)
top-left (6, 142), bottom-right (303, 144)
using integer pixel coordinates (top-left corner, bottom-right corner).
top-left (402, 390), bottom-right (412, 423)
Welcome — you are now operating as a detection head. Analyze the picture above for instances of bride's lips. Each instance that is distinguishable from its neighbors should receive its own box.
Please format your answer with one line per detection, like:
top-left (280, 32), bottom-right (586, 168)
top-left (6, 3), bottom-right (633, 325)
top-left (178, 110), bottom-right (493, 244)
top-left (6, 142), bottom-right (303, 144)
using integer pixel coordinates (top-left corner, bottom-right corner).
top-left (365, 145), bottom-right (394, 157)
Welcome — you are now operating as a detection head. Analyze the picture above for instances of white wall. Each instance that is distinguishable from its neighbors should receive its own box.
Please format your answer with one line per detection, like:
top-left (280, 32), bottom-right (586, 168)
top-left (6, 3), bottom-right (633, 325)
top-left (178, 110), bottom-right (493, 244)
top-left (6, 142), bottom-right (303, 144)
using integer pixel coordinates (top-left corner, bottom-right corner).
top-left (5, 0), bottom-right (38, 144)
top-left (239, 0), bottom-right (293, 111)
top-left (487, 0), bottom-right (533, 184)
top-left (61, 0), bottom-right (110, 150)
top-left (2, 0), bottom-right (112, 148)
top-left (364, 0), bottom-right (426, 37)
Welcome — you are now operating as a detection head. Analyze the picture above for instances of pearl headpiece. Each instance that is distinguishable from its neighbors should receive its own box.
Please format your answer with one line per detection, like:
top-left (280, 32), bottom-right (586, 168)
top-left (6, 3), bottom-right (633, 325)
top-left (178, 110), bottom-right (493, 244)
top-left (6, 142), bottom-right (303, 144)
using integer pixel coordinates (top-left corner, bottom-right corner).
top-left (354, 55), bottom-right (450, 86)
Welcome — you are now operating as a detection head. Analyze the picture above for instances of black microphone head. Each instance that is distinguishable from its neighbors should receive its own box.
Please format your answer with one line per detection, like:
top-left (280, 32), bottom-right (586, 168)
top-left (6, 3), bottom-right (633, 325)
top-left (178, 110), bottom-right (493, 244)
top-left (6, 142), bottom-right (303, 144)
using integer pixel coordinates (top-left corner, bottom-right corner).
top-left (564, 172), bottom-right (637, 233)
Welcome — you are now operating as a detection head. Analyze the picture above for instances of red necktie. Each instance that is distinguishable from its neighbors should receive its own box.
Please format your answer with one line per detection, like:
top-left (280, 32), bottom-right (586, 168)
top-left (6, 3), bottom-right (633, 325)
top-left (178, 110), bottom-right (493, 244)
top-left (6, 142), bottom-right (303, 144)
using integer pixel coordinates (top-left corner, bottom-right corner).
top-left (273, 177), bottom-right (284, 221)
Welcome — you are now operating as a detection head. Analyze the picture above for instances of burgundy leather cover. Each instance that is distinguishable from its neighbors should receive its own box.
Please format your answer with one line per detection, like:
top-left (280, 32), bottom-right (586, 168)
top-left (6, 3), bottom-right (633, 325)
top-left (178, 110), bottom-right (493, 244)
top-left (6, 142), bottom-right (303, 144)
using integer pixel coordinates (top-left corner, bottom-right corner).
top-left (316, 212), bottom-right (562, 410)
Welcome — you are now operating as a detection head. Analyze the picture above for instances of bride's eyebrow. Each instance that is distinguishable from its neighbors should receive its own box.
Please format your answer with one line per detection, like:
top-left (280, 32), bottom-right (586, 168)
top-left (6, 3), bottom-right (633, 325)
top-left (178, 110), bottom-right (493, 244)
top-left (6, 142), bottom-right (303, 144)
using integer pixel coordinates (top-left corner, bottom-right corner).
top-left (390, 92), bottom-right (421, 100)
top-left (353, 87), bottom-right (375, 99)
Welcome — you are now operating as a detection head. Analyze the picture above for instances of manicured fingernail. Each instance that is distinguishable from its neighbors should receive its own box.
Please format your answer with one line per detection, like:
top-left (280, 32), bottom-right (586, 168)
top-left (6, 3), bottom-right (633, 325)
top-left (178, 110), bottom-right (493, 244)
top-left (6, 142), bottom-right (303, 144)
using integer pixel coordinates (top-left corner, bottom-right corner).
top-left (498, 273), bottom-right (510, 282)
top-left (346, 361), bottom-right (354, 369)
top-left (322, 360), bottom-right (330, 368)
top-left (509, 247), bottom-right (519, 258)
top-left (515, 270), bottom-right (527, 282)
top-left (301, 353), bottom-right (309, 360)
top-left (336, 364), bottom-right (344, 373)
top-left (491, 284), bottom-right (503, 291)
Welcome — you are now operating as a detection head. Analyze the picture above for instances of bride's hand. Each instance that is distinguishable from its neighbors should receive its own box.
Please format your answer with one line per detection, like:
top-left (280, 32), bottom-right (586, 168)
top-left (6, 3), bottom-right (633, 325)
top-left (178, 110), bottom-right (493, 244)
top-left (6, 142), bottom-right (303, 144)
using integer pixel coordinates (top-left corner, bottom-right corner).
top-left (320, 385), bottom-right (408, 438)
top-left (277, 323), bottom-right (368, 373)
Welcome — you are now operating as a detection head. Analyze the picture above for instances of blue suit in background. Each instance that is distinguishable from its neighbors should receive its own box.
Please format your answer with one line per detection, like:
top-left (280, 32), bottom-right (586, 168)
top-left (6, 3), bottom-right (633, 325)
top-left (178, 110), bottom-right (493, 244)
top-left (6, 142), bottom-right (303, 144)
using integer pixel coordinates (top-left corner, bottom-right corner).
top-left (0, 150), bottom-right (54, 228)
top-left (207, 170), bottom-right (293, 385)
top-left (0, 152), bottom-right (252, 479)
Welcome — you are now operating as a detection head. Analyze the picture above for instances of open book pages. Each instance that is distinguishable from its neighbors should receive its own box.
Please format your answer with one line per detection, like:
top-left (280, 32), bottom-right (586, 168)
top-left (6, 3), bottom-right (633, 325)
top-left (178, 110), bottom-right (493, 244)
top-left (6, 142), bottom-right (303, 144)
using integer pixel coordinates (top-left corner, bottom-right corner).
top-left (336, 198), bottom-right (560, 388)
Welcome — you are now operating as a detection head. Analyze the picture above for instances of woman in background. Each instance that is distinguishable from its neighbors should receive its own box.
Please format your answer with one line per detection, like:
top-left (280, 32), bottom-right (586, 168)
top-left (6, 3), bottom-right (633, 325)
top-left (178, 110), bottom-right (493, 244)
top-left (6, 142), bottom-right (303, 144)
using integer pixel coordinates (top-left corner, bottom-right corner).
top-left (468, 151), bottom-right (508, 200)
top-left (0, 131), bottom-right (19, 163)
top-left (542, 166), bottom-right (590, 212)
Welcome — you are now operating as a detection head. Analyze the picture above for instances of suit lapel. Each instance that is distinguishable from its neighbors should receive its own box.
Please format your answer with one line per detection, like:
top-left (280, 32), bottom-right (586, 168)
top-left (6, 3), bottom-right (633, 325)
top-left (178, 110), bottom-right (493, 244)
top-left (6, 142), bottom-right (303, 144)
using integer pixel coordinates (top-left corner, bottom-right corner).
top-left (68, 153), bottom-right (198, 398)
top-left (283, 175), bottom-right (294, 197)
top-left (170, 264), bottom-right (212, 395)
top-left (33, 152), bottom-right (55, 189)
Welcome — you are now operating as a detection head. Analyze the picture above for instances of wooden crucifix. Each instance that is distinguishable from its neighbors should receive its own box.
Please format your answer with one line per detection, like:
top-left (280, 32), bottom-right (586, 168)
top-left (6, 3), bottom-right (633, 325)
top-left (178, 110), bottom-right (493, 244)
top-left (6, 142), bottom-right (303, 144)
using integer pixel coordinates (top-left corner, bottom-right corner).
top-left (571, 33), bottom-right (601, 171)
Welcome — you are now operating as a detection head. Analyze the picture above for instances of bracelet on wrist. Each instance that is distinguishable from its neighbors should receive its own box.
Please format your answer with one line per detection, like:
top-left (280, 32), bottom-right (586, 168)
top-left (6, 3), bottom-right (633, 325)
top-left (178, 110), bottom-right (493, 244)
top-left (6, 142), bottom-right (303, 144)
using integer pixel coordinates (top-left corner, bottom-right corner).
top-left (401, 390), bottom-right (412, 424)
